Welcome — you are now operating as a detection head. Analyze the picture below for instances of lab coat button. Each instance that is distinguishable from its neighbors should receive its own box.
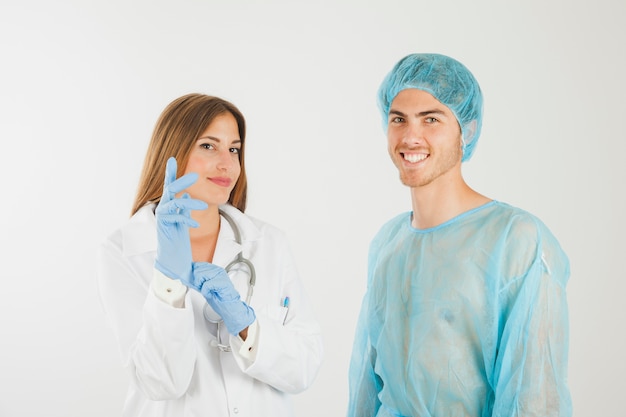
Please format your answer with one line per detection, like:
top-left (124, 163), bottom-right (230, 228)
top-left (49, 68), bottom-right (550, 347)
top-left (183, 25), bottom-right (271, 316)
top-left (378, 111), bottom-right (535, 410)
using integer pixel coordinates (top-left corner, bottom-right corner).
top-left (233, 407), bottom-right (239, 414)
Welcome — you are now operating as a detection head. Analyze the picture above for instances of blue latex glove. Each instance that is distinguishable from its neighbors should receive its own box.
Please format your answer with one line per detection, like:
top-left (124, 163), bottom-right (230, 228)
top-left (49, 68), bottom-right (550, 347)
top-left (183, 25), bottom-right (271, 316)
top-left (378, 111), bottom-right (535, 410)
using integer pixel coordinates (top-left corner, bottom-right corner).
top-left (154, 157), bottom-right (208, 282)
top-left (191, 262), bottom-right (256, 335)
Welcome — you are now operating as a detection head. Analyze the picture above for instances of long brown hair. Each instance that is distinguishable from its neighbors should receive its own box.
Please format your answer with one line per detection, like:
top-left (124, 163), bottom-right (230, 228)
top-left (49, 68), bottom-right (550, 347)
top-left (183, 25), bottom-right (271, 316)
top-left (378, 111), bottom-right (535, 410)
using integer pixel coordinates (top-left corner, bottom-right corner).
top-left (130, 93), bottom-right (248, 216)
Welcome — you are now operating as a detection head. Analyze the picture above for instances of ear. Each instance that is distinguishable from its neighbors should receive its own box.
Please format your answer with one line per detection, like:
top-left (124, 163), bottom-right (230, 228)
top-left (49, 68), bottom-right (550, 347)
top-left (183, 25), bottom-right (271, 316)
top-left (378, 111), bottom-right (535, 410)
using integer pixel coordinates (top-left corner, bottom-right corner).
top-left (463, 120), bottom-right (477, 145)
top-left (460, 120), bottom-right (479, 162)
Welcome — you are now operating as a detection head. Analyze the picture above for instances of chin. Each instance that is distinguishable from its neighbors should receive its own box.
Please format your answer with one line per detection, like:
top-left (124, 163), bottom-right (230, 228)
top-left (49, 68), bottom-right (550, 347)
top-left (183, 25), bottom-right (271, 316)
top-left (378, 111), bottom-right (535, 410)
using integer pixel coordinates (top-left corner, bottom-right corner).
top-left (190, 194), bottom-right (229, 208)
top-left (209, 195), bottom-right (232, 207)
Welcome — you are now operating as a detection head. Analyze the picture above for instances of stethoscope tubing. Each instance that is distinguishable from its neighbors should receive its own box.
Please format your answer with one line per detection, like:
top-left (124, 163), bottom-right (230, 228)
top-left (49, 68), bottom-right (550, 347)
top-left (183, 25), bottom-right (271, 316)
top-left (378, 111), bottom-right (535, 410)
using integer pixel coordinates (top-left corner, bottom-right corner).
top-left (203, 209), bottom-right (256, 322)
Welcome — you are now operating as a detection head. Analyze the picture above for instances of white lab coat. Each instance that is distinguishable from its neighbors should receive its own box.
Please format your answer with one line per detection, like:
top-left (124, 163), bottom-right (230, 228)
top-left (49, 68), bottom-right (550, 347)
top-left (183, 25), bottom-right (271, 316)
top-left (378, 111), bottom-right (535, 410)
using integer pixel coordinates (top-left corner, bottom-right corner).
top-left (97, 203), bottom-right (324, 417)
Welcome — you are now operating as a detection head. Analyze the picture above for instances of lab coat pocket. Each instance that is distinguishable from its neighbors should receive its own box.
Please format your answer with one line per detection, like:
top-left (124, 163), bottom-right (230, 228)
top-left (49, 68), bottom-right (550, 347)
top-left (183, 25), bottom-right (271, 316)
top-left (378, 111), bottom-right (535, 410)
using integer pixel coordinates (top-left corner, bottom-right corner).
top-left (260, 304), bottom-right (289, 325)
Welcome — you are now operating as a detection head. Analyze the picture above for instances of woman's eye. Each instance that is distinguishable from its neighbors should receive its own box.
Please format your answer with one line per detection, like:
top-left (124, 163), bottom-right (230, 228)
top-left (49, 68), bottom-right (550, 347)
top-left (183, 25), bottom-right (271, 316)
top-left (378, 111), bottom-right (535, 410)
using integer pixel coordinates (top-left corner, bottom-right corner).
top-left (200, 143), bottom-right (215, 150)
top-left (230, 148), bottom-right (240, 154)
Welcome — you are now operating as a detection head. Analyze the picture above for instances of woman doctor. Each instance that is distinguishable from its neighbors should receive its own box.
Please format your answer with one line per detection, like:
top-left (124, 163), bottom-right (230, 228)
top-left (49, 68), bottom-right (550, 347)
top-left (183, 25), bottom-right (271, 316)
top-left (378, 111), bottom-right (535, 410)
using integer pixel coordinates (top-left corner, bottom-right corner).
top-left (97, 93), bottom-right (324, 417)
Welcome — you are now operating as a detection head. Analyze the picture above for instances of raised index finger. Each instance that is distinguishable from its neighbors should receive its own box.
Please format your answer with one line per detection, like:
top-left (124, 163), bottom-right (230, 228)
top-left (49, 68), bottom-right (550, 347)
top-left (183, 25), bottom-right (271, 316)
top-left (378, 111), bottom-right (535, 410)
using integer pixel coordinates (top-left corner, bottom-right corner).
top-left (163, 156), bottom-right (200, 198)
top-left (163, 157), bottom-right (178, 188)
top-left (161, 156), bottom-right (178, 202)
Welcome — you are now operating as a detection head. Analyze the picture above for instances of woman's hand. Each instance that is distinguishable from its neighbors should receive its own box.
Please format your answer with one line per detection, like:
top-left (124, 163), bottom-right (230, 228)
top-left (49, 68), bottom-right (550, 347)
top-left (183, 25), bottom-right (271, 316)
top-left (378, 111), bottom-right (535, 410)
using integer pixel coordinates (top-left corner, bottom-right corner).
top-left (154, 157), bottom-right (207, 282)
top-left (191, 262), bottom-right (256, 335)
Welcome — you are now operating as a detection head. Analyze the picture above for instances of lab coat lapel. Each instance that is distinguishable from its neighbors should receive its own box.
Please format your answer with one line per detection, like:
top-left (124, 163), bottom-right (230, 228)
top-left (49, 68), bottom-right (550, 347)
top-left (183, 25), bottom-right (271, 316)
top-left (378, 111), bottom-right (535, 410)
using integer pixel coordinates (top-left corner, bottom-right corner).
top-left (212, 220), bottom-right (241, 270)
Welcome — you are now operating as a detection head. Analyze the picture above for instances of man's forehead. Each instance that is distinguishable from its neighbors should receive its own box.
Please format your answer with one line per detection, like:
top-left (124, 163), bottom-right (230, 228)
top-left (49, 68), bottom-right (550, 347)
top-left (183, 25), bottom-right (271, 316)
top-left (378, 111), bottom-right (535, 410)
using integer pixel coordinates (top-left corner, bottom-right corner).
top-left (390, 88), bottom-right (451, 113)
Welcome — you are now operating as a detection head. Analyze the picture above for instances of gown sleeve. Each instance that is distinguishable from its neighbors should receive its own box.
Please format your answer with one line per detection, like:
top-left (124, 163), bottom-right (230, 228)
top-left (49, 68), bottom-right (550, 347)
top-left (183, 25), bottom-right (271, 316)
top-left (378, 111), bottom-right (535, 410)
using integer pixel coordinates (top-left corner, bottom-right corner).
top-left (347, 293), bottom-right (383, 417)
top-left (491, 216), bottom-right (572, 417)
top-left (347, 229), bottom-right (390, 417)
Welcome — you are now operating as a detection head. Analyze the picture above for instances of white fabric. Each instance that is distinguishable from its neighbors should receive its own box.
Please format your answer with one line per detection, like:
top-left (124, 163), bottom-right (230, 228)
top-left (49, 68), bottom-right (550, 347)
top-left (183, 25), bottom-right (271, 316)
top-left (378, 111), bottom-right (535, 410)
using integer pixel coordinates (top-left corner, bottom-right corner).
top-left (152, 269), bottom-right (187, 308)
top-left (97, 203), bottom-right (324, 417)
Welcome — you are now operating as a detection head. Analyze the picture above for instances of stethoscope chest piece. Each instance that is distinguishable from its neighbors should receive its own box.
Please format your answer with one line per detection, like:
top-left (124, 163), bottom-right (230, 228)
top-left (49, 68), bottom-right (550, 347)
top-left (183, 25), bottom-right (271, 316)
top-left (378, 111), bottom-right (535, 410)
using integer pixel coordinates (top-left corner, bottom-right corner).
top-left (203, 303), bottom-right (222, 323)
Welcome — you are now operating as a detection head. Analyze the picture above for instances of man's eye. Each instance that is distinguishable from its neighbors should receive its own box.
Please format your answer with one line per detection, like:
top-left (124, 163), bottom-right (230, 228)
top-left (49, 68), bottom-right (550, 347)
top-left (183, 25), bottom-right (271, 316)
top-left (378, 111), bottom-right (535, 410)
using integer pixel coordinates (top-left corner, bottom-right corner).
top-left (391, 116), bottom-right (404, 123)
top-left (425, 117), bottom-right (438, 123)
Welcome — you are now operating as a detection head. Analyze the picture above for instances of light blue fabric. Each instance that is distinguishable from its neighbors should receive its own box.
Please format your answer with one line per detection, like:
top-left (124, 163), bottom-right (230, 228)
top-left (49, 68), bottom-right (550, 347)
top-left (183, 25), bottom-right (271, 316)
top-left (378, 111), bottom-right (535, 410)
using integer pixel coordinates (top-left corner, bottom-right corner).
top-left (347, 201), bottom-right (572, 417)
top-left (190, 262), bottom-right (256, 335)
top-left (377, 53), bottom-right (483, 162)
top-left (154, 157), bottom-right (208, 282)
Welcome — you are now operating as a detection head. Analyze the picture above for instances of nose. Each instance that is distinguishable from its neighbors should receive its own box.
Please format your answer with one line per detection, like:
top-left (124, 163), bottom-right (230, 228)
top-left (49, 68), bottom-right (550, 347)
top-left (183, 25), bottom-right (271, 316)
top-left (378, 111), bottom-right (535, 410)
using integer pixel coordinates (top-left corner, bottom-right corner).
top-left (216, 149), bottom-right (235, 171)
top-left (401, 121), bottom-right (423, 146)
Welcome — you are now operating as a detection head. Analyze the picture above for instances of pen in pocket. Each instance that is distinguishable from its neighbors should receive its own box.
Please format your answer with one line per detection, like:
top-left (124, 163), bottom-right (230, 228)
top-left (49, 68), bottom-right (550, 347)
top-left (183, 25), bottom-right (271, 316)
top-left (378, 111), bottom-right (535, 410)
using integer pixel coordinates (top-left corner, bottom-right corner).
top-left (282, 297), bottom-right (290, 325)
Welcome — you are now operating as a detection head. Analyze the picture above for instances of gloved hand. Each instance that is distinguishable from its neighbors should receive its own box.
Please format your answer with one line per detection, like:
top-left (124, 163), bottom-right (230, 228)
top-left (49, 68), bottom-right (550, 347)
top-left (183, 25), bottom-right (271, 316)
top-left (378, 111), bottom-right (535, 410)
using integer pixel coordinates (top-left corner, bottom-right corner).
top-left (154, 157), bottom-right (208, 282)
top-left (191, 262), bottom-right (256, 335)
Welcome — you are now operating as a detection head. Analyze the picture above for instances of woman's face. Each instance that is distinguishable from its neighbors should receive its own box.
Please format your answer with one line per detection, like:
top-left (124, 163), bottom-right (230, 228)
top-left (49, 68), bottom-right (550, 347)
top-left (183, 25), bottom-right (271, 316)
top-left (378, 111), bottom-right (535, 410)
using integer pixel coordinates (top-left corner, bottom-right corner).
top-left (183, 112), bottom-right (242, 207)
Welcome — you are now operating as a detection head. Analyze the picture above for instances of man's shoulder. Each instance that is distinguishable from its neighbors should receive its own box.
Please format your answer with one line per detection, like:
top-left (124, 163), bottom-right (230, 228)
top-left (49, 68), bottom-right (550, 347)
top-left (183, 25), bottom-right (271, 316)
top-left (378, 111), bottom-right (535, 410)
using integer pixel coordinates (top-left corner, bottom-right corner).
top-left (368, 212), bottom-right (411, 250)
top-left (491, 202), bottom-right (556, 235)
top-left (480, 201), bottom-right (547, 232)
top-left (489, 202), bottom-right (570, 285)
top-left (378, 211), bottom-right (411, 233)
top-left (489, 201), bottom-right (567, 263)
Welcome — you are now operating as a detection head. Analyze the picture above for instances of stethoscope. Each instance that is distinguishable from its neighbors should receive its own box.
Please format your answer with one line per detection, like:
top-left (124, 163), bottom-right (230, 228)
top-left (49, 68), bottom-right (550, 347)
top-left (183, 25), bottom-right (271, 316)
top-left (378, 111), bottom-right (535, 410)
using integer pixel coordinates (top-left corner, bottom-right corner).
top-left (203, 209), bottom-right (256, 352)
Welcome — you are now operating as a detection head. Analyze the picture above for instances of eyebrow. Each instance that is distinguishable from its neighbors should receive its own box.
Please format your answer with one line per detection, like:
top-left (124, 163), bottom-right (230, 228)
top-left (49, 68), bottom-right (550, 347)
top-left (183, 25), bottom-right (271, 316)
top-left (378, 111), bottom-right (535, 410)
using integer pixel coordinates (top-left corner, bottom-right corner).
top-left (197, 136), bottom-right (241, 144)
top-left (389, 109), bottom-right (447, 118)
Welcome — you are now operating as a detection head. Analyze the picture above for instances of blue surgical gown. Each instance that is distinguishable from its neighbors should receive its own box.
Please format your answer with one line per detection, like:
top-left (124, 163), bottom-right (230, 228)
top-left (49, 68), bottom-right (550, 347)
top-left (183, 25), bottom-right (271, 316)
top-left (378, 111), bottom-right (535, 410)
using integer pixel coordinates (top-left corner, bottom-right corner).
top-left (347, 201), bottom-right (571, 417)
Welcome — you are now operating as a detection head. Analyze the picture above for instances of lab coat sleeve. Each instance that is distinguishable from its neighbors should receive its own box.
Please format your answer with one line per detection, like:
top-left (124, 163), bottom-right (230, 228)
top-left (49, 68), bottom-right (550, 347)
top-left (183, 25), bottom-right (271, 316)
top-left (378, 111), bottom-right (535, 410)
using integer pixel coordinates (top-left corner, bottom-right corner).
top-left (96, 234), bottom-right (198, 400)
top-left (152, 269), bottom-right (187, 308)
top-left (492, 218), bottom-right (572, 417)
top-left (230, 234), bottom-right (324, 394)
top-left (231, 319), bottom-right (259, 363)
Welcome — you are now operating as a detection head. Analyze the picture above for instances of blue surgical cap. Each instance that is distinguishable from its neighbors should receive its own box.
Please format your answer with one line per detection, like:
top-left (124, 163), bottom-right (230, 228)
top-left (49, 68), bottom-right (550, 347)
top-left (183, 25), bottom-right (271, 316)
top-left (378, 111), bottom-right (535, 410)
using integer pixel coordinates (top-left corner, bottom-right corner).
top-left (377, 53), bottom-right (484, 162)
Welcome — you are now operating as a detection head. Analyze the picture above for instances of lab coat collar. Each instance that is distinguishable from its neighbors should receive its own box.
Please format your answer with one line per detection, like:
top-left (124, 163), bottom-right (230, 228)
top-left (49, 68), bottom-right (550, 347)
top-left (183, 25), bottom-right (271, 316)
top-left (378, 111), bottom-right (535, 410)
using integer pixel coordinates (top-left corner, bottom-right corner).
top-left (218, 203), bottom-right (262, 243)
top-left (212, 204), bottom-right (262, 268)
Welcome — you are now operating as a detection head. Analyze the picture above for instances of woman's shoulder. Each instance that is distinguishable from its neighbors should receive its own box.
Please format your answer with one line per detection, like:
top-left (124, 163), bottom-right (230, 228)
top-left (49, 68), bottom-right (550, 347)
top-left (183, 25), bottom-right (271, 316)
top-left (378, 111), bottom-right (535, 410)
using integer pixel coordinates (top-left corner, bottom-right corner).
top-left (100, 204), bottom-right (157, 257)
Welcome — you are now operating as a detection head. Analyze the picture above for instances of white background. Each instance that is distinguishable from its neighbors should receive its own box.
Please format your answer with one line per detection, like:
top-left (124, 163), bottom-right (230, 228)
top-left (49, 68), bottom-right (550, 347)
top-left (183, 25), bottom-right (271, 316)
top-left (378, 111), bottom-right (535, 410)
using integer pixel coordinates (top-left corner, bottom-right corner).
top-left (1, 0), bottom-right (624, 416)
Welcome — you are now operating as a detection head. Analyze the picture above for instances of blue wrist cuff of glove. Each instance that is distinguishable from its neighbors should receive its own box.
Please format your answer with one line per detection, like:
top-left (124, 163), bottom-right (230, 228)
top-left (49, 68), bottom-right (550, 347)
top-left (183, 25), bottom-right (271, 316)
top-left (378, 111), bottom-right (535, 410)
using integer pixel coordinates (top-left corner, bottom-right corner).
top-left (221, 302), bottom-right (256, 335)
top-left (154, 261), bottom-right (192, 283)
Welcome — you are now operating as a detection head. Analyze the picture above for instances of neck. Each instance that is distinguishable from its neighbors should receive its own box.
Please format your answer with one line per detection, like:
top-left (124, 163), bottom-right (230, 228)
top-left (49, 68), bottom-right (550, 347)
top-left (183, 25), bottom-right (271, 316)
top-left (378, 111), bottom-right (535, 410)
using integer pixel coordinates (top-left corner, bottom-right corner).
top-left (190, 205), bottom-right (221, 234)
top-left (409, 173), bottom-right (490, 230)
top-left (189, 205), bottom-right (221, 262)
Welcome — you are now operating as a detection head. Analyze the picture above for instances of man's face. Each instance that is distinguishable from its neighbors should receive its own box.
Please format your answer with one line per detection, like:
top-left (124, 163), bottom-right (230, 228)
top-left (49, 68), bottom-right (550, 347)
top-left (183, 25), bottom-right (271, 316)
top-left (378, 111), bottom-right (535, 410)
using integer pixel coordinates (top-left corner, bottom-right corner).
top-left (386, 88), bottom-right (463, 189)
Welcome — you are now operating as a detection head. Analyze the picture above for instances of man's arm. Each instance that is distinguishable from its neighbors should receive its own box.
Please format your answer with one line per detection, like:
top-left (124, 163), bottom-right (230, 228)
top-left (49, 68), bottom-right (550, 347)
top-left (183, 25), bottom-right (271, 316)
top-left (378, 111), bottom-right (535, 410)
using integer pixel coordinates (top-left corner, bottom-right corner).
top-left (492, 223), bottom-right (572, 417)
top-left (347, 294), bottom-right (383, 417)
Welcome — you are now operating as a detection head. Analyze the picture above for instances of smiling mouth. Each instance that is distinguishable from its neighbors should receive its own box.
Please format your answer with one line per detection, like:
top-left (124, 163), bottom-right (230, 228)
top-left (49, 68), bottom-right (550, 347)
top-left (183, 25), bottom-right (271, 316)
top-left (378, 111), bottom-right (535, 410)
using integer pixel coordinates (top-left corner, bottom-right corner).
top-left (402, 153), bottom-right (428, 163)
